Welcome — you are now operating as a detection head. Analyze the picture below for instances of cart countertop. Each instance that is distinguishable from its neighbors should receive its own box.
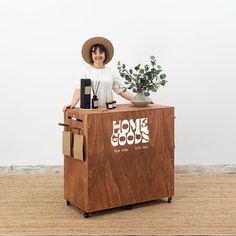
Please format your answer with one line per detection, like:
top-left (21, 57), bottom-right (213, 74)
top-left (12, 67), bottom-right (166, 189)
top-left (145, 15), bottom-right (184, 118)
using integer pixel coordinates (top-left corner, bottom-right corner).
top-left (66, 104), bottom-right (174, 115)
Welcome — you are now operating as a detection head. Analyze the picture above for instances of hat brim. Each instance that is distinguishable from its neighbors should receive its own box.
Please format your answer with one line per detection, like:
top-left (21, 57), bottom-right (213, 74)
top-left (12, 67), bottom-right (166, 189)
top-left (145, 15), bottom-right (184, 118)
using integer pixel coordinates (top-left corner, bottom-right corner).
top-left (81, 37), bottom-right (114, 65)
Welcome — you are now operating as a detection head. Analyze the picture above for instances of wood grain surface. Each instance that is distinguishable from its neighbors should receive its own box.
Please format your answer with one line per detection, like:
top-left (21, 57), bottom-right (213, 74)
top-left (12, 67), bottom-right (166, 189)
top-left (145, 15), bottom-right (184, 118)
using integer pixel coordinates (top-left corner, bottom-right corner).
top-left (63, 104), bottom-right (174, 213)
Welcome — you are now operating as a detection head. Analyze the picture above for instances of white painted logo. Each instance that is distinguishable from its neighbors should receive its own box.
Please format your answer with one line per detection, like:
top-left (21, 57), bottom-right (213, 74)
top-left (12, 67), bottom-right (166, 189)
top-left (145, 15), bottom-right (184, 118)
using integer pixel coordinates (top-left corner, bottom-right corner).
top-left (111, 118), bottom-right (149, 147)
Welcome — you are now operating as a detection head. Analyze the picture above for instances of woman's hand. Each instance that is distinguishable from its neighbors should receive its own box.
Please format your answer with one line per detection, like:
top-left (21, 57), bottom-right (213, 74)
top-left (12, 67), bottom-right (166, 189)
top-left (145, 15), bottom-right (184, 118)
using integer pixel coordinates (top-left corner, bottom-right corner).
top-left (63, 89), bottom-right (80, 112)
top-left (63, 104), bottom-right (73, 112)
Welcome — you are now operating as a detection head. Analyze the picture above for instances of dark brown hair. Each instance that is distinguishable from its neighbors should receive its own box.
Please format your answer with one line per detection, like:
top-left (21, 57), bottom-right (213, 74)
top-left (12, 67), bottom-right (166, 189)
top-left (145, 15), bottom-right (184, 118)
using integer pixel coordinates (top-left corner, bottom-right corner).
top-left (89, 44), bottom-right (107, 63)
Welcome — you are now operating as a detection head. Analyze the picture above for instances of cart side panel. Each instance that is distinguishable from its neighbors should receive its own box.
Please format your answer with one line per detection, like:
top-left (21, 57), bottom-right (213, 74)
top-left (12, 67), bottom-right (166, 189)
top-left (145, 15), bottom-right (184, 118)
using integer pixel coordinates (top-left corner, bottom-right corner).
top-left (64, 110), bottom-right (88, 211)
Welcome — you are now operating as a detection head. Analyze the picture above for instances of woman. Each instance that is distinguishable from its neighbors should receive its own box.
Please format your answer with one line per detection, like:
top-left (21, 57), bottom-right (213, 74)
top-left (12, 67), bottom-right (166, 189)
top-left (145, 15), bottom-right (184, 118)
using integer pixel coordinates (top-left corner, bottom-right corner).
top-left (63, 36), bottom-right (134, 112)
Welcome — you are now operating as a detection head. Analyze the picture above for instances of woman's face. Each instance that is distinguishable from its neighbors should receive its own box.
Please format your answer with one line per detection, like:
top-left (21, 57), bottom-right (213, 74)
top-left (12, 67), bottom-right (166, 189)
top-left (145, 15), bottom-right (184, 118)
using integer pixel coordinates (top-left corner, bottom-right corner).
top-left (91, 48), bottom-right (105, 64)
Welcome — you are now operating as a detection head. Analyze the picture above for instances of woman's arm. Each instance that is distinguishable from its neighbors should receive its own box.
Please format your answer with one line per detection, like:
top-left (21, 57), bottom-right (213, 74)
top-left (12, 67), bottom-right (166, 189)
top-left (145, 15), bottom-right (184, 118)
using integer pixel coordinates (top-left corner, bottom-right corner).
top-left (118, 90), bottom-right (134, 101)
top-left (63, 89), bottom-right (80, 112)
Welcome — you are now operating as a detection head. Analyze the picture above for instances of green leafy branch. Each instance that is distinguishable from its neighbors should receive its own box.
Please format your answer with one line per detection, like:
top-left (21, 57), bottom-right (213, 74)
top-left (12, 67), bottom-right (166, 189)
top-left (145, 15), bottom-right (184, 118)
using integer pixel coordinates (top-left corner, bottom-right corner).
top-left (117, 56), bottom-right (167, 96)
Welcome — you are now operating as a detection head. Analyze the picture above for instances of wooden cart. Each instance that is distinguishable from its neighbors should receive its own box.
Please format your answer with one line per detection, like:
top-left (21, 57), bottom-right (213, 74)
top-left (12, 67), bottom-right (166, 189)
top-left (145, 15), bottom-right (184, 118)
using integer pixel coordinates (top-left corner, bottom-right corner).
top-left (60, 104), bottom-right (175, 218)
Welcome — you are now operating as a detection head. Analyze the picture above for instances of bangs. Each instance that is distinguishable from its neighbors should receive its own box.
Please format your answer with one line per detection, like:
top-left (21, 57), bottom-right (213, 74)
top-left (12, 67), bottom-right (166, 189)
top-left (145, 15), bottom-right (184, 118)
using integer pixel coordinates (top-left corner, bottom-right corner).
top-left (90, 44), bottom-right (106, 54)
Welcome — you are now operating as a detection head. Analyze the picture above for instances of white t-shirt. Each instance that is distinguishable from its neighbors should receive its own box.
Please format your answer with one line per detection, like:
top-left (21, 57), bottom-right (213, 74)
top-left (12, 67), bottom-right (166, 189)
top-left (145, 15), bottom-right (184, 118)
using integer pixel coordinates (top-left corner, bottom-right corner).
top-left (75, 65), bottom-right (125, 107)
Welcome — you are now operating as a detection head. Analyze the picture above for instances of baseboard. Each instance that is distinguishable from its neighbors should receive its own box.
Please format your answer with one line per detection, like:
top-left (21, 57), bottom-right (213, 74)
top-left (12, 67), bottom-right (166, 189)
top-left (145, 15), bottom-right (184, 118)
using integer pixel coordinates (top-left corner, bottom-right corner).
top-left (175, 165), bottom-right (236, 174)
top-left (0, 165), bottom-right (63, 174)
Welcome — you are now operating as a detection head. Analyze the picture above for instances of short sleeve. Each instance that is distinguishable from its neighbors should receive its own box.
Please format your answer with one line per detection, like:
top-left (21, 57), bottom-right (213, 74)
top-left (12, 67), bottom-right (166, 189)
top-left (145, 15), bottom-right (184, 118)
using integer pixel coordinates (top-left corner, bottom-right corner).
top-left (74, 69), bottom-right (86, 89)
top-left (112, 74), bottom-right (125, 94)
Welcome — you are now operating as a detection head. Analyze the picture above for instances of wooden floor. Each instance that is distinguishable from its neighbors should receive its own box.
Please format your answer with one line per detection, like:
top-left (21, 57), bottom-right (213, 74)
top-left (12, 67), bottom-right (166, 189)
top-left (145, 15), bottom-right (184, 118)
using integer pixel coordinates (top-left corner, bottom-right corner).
top-left (0, 173), bottom-right (236, 235)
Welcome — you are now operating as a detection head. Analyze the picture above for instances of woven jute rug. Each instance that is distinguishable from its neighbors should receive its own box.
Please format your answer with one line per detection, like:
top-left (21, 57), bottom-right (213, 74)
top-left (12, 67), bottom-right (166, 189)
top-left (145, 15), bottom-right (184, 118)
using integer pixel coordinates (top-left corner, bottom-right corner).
top-left (0, 166), bottom-right (236, 235)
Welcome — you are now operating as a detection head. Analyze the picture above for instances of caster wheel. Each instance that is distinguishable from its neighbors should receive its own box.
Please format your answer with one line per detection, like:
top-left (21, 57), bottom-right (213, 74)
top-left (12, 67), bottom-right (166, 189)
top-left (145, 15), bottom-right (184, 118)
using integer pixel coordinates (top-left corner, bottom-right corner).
top-left (66, 200), bottom-right (70, 206)
top-left (168, 196), bottom-right (172, 203)
top-left (84, 213), bottom-right (89, 218)
top-left (126, 205), bottom-right (133, 210)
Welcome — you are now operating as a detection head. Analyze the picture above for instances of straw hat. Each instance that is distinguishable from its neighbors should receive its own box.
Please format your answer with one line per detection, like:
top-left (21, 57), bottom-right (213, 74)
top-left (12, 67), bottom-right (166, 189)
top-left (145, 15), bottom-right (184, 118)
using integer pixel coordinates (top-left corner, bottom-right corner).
top-left (81, 36), bottom-right (114, 65)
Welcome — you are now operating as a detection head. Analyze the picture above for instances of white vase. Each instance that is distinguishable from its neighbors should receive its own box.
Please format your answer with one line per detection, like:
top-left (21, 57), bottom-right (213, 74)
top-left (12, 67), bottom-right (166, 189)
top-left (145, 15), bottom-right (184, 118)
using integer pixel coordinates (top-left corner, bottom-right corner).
top-left (130, 92), bottom-right (151, 107)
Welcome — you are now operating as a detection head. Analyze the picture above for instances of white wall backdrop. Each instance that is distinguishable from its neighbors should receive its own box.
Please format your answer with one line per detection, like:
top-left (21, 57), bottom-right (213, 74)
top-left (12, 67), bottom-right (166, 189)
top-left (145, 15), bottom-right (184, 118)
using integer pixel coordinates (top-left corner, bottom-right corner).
top-left (0, 0), bottom-right (236, 165)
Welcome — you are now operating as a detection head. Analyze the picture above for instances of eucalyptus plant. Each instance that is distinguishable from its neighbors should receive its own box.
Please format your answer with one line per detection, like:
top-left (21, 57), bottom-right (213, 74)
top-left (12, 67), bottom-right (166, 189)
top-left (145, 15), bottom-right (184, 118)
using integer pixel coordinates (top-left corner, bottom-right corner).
top-left (117, 56), bottom-right (167, 96)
